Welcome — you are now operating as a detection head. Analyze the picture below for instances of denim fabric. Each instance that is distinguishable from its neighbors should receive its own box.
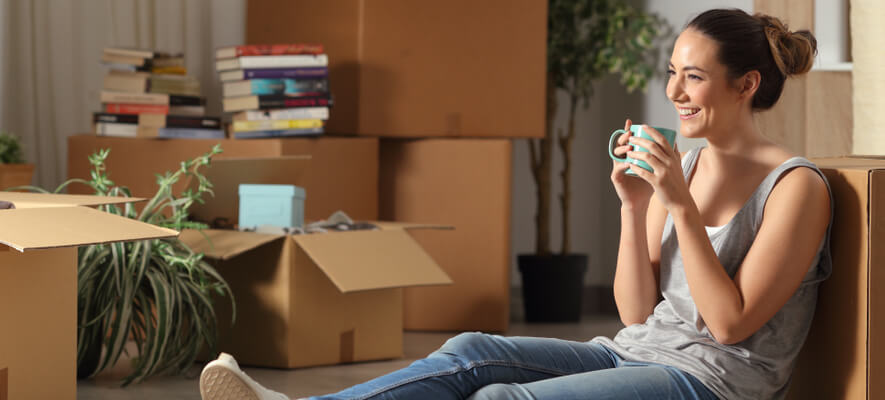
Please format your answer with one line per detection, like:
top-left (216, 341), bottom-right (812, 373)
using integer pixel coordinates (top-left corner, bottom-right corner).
top-left (309, 332), bottom-right (717, 400)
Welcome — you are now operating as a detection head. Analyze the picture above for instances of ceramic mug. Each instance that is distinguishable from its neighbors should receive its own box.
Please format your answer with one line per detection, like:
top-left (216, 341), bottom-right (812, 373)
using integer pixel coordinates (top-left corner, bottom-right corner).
top-left (608, 125), bottom-right (677, 176)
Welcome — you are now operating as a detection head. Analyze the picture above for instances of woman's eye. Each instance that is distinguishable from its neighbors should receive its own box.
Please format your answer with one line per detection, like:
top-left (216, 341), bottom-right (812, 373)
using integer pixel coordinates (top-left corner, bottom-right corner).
top-left (688, 74), bottom-right (702, 81)
top-left (666, 69), bottom-right (676, 76)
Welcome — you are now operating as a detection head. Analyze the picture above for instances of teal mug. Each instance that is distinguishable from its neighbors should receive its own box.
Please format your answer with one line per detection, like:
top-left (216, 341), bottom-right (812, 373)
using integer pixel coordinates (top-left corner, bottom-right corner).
top-left (608, 125), bottom-right (678, 176)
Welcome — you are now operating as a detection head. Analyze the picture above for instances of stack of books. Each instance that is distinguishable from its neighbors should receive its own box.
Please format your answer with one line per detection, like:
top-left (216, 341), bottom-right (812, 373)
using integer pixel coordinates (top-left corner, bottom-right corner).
top-left (216, 44), bottom-right (331, 139)
top-left (94, 47), bottom-right (223, 139)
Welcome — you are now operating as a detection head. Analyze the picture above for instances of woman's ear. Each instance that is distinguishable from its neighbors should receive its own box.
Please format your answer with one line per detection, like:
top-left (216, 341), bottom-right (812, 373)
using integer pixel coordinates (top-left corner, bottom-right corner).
top-left (737, 70), bottom-right (761, 100)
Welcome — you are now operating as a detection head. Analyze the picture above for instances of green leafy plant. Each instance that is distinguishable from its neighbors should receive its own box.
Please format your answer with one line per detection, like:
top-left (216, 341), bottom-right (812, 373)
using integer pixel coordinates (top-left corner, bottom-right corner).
top-left (0, 131), bottom-right (25, 164)
top-left (26, 144), bottom-right (233, 385)
top-left (530, 0), bottom-right (669, 254)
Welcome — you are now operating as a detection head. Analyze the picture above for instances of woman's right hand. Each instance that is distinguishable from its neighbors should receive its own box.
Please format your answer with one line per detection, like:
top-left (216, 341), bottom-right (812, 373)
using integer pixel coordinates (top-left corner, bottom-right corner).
top-left (610, 118), bottom-right (654, 210)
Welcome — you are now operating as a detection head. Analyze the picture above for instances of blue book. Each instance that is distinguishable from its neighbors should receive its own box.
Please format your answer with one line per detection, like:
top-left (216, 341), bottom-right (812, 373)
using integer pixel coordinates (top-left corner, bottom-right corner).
top-left (233, 127), bottom-right (324, 139)
top-left (223, 78), bottom-right (329, 97)
top-left (157, 127), bottom-right (225, 139)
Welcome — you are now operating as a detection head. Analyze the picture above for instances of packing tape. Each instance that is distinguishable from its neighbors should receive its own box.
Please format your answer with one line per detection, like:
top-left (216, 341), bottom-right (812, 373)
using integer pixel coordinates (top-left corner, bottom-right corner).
top-left (339, 329), bottom-right (355, 364)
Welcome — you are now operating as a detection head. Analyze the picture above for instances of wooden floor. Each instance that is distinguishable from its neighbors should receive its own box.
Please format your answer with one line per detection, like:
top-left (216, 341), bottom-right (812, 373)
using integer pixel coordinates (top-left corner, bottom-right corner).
top-left (77, 315), bottom-right (623, 399)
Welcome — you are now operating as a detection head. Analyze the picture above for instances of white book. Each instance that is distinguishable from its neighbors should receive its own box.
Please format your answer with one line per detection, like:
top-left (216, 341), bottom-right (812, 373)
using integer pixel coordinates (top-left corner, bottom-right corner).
top-left (94, 122), bottom-right (137, 137)
top-left (233, 107), bottom-right (330, 121)
top-left (215, 54), bottom-right (328, 71)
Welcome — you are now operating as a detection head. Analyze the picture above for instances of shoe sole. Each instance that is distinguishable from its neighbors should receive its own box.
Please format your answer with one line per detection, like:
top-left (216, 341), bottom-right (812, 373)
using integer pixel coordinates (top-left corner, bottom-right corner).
top-left (200, 364), bottom-right (263, 400)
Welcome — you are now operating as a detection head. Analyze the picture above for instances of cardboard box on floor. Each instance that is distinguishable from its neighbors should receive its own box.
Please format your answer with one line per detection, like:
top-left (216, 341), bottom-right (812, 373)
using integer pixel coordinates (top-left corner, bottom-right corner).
top-left (179, 157), bottom-right (453, 368)
top-left (380, 138), bottom-right (512, 332)
top-left (67, 135), bottom-right (379, 221)
top-left (787, 157), bottom-right (885, 399)
top-left (0, 192), bottom-right (178, 400)
top-left (246, 0), bottom-right (545, 138)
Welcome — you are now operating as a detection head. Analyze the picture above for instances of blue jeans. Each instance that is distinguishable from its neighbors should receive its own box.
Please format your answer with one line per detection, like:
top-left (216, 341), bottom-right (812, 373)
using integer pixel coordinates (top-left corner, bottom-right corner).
top-left (310, 332), bottom-right (718, 400)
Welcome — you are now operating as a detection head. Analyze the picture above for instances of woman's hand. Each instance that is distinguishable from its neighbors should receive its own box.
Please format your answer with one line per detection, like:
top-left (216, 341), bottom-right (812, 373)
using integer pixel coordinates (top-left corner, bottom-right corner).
top-left (625, 125), bottom-right (691, 212)
top-left (610, 119), bottom-right (654, 210)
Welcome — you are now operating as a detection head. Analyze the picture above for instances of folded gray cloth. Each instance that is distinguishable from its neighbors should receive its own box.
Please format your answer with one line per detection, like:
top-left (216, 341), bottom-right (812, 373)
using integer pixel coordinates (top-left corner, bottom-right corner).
top-left (0, 201), bottom-right (15, 210)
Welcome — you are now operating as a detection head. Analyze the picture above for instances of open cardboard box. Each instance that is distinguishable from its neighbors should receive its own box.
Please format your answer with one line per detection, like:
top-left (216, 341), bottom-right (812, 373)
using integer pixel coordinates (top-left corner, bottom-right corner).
top-left (0, 192), bottom-right (178, 400)
top-left (180, 157), bottom-right (453, 368)
top-left (787, 157), bottom-right (885, 399)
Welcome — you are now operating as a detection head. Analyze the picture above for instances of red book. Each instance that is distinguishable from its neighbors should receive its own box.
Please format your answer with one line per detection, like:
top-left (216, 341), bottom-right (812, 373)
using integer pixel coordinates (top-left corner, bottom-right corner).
top-left (104, 103), bottom-right (170, 115)
top-left (215, 44), bottom-right (324, 59)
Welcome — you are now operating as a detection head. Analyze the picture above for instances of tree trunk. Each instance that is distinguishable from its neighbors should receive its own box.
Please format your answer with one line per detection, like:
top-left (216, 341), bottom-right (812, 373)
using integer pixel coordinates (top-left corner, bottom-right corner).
top-left (559, 92), bottom-right (578, 254)
top-left (530, 75), bottom-right (557, 255)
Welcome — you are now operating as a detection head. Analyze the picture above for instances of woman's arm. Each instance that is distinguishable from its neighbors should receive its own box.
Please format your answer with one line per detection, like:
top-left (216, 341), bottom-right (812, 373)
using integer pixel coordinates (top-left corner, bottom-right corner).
top-left (613, 196), bottom-right (666, 326)
top-left (670, 167), bottom-right (830, 344)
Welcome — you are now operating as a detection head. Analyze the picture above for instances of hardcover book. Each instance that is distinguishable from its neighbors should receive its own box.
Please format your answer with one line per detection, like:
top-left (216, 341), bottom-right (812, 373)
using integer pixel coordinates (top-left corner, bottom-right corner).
top-left (232, 118), bottom-right (323, 132)
top-left (222, 78), bottom-right (328, 97)
top-left (215, 54), bottom-right (328, 71)
top-left (219, 67), bottom-right (328, 82)
top-left (231, 107), bottom-right (330, 121)
top-left (215, 44), bottom-right (324, 59)
top-left (232, 127), bottom-right (323, 139)
top-left (222, 95), bottom-right (333, 113)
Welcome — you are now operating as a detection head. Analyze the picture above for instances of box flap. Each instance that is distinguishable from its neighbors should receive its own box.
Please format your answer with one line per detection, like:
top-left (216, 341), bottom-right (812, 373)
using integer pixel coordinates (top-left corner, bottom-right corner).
top-left (371, 221), bottom-right (454, 231)
top-left (0, 207), bottom-right (177, 251)
top-left (0, 192), bottom-right (145, 209)
top-left (188, 156), bottom-right (311, 225)
top-left (178, 229), bottom-right (284, 260)
top-left (813, 157), bottom-right (885, 170)
top-left (293, 229), bottom-right (452, 293)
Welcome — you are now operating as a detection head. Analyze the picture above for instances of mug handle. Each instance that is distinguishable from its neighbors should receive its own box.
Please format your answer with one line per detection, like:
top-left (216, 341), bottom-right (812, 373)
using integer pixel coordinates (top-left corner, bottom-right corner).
top-left (609, 129), bottom-right (628, 162)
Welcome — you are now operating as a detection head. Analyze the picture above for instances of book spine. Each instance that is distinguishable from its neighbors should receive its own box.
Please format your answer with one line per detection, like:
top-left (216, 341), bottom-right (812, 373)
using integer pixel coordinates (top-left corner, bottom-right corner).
top-left (232, 119), bottom-right (323, 132)
top-left (240, 78), bottom-right (328, 96)
top-left (233, 127), bottom-right (324, 139)
top-left (157, 127), bottom-right (226, 139)
top-left (165, 116), bottom-right (222, 129)
top-left (258, 96), bottom-right (333, 109)
top-left (104, 103), bottom-right (170, 115)
top-left (239, 107), bottom-right (330, 121)
top-left (238, 54), bottom-right (328, 69)
top-left (243, 67), bottom-right (328, 79)
top-left (236, 44), bottom-right (324, 56)
top-left (93, 113), bottom-right (138, 124)
top-left (100, 91), bottom-right (169, 105)
top-left (94, 122), bottom-right (137, 137)
top-left (169, 95), bottom-right (206, 106)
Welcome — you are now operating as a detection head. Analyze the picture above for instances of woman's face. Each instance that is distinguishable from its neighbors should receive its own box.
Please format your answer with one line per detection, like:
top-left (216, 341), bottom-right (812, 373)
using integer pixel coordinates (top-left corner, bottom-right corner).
top-left (666, 29), bottom-right (744, 139)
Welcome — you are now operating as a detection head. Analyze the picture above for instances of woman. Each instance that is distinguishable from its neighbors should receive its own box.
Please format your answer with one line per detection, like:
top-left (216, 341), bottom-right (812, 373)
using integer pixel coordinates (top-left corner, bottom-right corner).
top-left (200, 8), bottom-right (831, 400)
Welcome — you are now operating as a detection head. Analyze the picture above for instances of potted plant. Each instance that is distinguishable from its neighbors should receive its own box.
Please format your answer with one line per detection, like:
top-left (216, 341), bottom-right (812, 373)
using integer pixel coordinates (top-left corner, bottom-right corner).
top-left (0, 131), bottom-right (35, 190)
top-left (520, 0), bottom-right (668, 322)
top-left (27, 145), bottom-right (234, 385)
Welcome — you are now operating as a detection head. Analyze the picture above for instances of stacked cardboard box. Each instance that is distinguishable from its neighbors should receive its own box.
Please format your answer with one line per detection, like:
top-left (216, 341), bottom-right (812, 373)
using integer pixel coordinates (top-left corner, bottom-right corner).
top-left (247, 0), bottom-right (546, 332)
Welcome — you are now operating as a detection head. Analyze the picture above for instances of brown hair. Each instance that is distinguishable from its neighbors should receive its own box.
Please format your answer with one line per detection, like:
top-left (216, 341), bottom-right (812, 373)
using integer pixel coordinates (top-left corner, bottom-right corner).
top-left (686, 9), bottom-right (817, 110)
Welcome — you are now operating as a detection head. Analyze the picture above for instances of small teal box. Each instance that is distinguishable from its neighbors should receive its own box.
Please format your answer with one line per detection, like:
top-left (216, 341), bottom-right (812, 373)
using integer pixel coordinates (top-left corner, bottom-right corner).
top-left (238, 184), bottom-right (306, 229)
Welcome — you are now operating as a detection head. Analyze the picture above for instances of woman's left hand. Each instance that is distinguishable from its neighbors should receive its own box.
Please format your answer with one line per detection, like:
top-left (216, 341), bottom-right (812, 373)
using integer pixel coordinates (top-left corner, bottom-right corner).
top-left (626, 126), bottom-right (691, 211)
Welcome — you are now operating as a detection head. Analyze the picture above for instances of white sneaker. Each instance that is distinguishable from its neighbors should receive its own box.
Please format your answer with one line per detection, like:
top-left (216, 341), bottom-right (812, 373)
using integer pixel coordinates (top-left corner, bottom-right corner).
top-left (199, 353), bottom-right (290, 400)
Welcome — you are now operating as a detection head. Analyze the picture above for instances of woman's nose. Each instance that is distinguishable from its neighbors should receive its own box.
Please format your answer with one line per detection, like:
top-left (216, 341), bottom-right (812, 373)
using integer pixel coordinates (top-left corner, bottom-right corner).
top-left (666, 78), bottom-right (686, 103)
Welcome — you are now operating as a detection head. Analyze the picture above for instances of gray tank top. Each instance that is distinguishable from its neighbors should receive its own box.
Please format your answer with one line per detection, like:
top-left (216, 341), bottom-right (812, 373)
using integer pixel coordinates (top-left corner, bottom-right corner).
top-left (593, 147), bottom-right (833, 399)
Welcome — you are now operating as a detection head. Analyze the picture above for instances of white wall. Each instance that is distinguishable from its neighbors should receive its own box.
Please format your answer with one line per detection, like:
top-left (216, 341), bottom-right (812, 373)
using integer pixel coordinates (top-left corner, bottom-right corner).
top-left (510, 0), bottom-right (752, 288)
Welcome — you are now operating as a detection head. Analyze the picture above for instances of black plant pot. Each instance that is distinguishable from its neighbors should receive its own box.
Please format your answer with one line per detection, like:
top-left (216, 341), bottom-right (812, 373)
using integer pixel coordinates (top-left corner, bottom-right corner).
top-left (518, 253), bottom-right (588, 322)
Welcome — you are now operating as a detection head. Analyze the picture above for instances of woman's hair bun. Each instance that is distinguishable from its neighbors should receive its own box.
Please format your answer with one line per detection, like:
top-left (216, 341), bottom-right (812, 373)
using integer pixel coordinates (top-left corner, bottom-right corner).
top-left (756, 13), bottom-right (817, 76)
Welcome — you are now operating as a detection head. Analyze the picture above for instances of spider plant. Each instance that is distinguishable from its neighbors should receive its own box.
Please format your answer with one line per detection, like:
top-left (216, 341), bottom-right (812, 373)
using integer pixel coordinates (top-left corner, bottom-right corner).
top-left (24, 144), bottom-right (234, 385)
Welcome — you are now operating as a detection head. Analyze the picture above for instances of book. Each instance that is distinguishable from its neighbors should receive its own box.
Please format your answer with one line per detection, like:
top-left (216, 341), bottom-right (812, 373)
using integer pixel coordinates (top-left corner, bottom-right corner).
top-left (101, 53), bottom-right (149, 67)
top-left (231, 107), bottom-right (330, 121)
top-left (93, 113), bottom-right (220, 129)
top-left (215, 44), bottom-right (324, 59)
top-left (149, 75), bottom-right (201, 96)
top-left (151, 66), bottom-right (188, 75)
top-left (222, 95), bottom-right (333, 112)
top-left (233, 127), bottom-right (323, 139)
top-left (101, 91), bottom-right (204, 106)
top-left (219, 67), bottom-right (328, 82)
top-left (104, 47), bottom-right (154, 59)
top-left (104, 103), bottom-right (170, 115)
top-left (215, 54), bottom-right (329, 71)
top-left (103, 74), bottom-right (149, 93)
top-left (222, 78), bottom-right (329, 97)
top-left (169, 105), bottom-right (206, 116)
top-left (232, 119), bottom-right (324, 132)
top-left (94, 121), bottom-right (138, 137)
top-left (156, 127), bottom-right (225, 139)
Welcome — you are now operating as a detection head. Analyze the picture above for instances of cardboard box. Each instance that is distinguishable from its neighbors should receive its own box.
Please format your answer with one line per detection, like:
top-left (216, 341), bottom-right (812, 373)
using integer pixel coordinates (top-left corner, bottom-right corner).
top-left (1, 367), bottom-right (6, 400)
top-left (180, 224), bottom-right (452, 368)
top-left (67, 135), bottom-right (379, 222)
top-left (787, 157), bottom-right (885, 399)
top-left (379, 138), bottom-right (512, 332)
top-left (247, 0), bottom-right (546, 138)
top-left (0, 192), bottom-right (177, 400)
